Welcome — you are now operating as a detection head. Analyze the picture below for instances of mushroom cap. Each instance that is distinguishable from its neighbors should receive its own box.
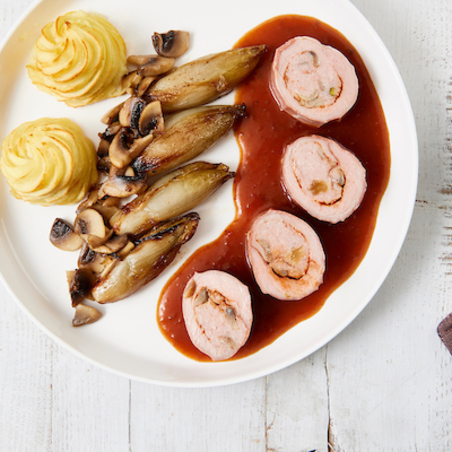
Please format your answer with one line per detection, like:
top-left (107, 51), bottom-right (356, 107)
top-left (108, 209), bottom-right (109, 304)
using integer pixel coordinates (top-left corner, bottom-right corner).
top-left (68, 268), bottom-right (96, 307)
top-left (137, 55), bottom-right (175, 77)
top-left (74, 208), bottom-right (107, 238)
top-left (119, 96), bottom-right (146, 129)
top-left (101, 101), bottom-right (124, 125)
top-left (99, 173), bottom-right (147, 199)
top-left (89, 234), bottom-right (129, 254)
top-left (152, 30), bottom-right (190, 58)
top-left (109, 128), bottom-right (155, 169)
top-left (139, 100), bottom-right (164, 136)
top-left (72, 303), bottom-right (102, 327)
top-left (49, 218), bottom-right (84, 251)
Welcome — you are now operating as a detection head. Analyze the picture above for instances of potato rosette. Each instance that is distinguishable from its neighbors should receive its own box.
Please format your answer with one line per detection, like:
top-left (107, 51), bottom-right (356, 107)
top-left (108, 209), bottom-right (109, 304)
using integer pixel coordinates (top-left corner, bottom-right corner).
top-left (0, 118), bottom-right (98, 206)
top-left (27, 10), bottom-right (128, 107)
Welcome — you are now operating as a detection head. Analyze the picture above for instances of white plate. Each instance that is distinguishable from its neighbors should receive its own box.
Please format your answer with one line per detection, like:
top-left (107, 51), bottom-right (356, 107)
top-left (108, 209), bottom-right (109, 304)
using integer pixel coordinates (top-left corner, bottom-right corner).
top-left (0, 0), bottom-right (417, 387)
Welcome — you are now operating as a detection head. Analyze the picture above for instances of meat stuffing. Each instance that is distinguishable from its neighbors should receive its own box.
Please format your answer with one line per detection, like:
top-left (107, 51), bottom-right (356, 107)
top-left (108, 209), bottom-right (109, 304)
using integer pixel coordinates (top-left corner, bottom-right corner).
top-left (270, 36), bottom-right (359, 127)
top-left (246, 209), bottom-right (325, 301)
top-left (182, 270), bottom-right (253, 361)
top-left (282, 135), bottom-right (367, 223)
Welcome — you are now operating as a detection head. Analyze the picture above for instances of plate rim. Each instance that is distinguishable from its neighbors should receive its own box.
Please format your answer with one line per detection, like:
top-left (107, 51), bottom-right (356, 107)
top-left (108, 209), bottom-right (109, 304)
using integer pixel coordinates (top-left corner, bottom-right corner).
top-left (0, 0), bottom-right (418, 387)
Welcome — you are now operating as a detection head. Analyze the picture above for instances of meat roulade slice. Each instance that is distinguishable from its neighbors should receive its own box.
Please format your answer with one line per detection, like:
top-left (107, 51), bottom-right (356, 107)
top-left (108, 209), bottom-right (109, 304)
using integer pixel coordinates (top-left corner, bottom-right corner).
top-left (270, 36), bottom-right (359, 127)
top-left (282, 135), bottom-right (367, 223)
top-left (246, 209), bottom-right (325, 301)
top-left (182, 270), bottom-right (253, 361)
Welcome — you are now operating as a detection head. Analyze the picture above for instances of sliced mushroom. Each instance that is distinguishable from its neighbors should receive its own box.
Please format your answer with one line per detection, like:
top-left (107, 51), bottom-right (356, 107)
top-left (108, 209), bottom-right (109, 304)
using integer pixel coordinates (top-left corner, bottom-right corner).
top-left (78, 243), bottom-right (105, 274)
top-left (107, 164), bottom-right (125, 179)
top-left (85, 228), bottom-right (114, 249)
top-left (101, 102), bottom-right (124, 125)
top-left (105, 195), bottom-right (122, 208)
top-left (50, 218), bottom-right (84, 251)
top-left (127, 54), bottom-right (157, 66)
top-left (119, 96), bottom-right (146, 129)
top-left (117, 241), bottom-right (135, 259)
top-left (72, 303), bottom-right (102, 327)
top-left (68, 268), bottom-right (96, 307)
top-left (78, 189), bottom-right (121, 221)
top-left (66, 270), bottom-right (76, 286)
top-left (138, 56), bottom-right (175, 77)
top-left (77, 188), bottom-right (100, 213)
top-left (94, 204), bottom-right (120, 223)
top-left (193, 287), bottom-right (209, 307)
top-left (136, 76), bottom-right (157, 97)
top-left (78, 245), bottom-right (120, 275)
top-left (74, 208), bottom-right (107, 239)
top-left (139, 100), bottom-right (164, 136)
top-left (122, 70), bottom-right (143, 95)
top-left (152, 30), bottom-right (190, 58)
top-left (100, 121), bottom-right (122, 141)
top-left (184, 279), bottom-right (197, 298)
top-left (90, 234), bottom-right (129, 255)
top-left (109, 127), bottom-right (155, 168)
top-left (124, 167), bottom-right (135, 177)
top-left (97, 156), bottom-right (112, 174)
top-left (99, 173), bottom-right (147, 199)
top-left (97, 138), bottom-right (110, 157)
top-left (99, 256), bottom-right (119, 279)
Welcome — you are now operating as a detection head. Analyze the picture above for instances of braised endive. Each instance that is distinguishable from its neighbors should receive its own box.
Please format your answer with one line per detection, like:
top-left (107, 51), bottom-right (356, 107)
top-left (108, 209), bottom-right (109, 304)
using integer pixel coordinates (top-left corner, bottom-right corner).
top-left (145, 45), bottom-right (266, 112)
top-left (110, 161), bottom-right (234, 236)
top-left (132, 104), bottom-right (246, 175)
top-left (92, 213), bottom-right (200, 303)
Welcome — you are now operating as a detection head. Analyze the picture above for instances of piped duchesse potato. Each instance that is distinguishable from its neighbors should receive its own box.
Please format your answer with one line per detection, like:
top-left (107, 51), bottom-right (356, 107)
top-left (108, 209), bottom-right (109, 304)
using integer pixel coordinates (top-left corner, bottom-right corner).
top-left (246, 209), bottom-right (325, 301)
top-left (282, 135), bottom-right (367, 223)
top-left (27, 10), bottom-right (128, 107)
top-left (0, 118), bottom-right (98, 206)
top-left (270, 36), bottom-right (358, 127)
top-left (182, 270), bottom-right (253, 361)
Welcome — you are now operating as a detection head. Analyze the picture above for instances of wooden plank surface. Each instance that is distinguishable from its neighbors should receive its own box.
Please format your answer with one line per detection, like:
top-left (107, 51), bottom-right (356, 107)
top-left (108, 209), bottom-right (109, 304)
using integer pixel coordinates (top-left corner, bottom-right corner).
top-left (1, 0), bottom-right (451, 451)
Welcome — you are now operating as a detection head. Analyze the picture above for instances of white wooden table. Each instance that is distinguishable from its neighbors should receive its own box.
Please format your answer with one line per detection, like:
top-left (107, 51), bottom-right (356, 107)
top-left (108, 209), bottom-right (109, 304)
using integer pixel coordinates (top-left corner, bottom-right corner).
top-left (0, 0), bottom-right (450, 450)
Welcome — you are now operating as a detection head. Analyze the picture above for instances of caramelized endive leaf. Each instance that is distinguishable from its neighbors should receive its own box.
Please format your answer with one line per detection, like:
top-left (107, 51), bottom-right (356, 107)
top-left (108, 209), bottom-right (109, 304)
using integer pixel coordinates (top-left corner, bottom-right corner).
top-left (110, 162), bottom-right (234, 236)
top-left (132, 104), bottom-right (246, 175)
top-left (91, 213), bottom-right (199, 303)
top-left (145, 45), bottom-right (266, 112)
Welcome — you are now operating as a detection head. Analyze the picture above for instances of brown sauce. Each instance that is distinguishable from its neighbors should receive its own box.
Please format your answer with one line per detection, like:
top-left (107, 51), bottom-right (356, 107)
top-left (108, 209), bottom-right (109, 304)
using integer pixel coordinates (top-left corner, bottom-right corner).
top-left (157, 15), bottom-right (390, 361)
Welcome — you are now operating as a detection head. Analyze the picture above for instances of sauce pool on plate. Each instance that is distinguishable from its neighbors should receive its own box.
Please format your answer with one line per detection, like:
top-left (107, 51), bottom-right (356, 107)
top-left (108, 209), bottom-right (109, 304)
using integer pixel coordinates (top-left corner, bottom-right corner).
top-left (157, 15), bottom-right (390, 362)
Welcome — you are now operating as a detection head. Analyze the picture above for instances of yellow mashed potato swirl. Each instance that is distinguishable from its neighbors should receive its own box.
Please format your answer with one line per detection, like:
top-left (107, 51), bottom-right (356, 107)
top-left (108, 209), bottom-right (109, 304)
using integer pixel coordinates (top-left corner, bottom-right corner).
top-left (27, 10), bottom-right (128, 107)
top-left (0, 118), bottom-right (98, 206)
